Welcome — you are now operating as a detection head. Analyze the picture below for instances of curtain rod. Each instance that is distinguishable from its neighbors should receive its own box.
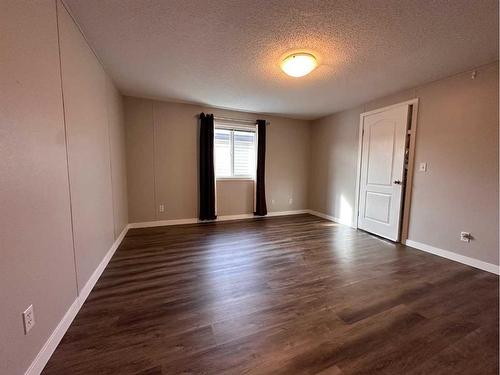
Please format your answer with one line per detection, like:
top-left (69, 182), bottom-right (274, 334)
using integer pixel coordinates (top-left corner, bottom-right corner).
top-left (213, 116), bottom-right (270, 125)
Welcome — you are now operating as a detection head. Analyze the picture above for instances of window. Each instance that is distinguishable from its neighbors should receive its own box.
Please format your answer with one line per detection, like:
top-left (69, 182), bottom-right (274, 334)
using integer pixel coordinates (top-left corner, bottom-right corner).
top-left (215, 126), bottom-right (256, 179)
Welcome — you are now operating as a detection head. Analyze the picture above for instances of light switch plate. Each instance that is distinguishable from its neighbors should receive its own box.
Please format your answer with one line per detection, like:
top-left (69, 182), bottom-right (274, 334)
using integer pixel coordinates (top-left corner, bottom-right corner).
top-left (419, 162), bottom-right (427, 172)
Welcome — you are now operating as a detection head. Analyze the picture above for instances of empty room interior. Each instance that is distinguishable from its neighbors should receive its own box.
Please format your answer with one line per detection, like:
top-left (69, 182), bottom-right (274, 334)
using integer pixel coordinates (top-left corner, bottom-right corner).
top-left (2, 1), bottom-right (500, 374)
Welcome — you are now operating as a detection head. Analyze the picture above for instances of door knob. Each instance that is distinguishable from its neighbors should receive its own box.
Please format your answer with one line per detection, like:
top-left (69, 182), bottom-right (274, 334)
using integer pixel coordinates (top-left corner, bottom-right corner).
top-left (394, 180), bottom-right (402, 185)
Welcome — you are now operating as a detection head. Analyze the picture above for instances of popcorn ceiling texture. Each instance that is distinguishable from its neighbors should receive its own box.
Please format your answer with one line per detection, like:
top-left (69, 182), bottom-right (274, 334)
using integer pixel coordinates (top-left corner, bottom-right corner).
top-left (64, 0), bottom-right (498, 119)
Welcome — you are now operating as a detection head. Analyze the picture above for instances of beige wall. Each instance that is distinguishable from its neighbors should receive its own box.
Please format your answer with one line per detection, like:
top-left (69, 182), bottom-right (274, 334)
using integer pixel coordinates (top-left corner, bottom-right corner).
top-left (58, 2), bottom-right (115, 289)
top-left (309, 62), bottom-right (499, 266)
top-left (0, 1), bottom-right (128, 374)
top-left (107, 77), bottom-right (129, 238)
top-left (0, 2), bottom-right (77, 374)
top-left (124, 98), bottom-right (155, 222)
top-left (124, 98), bottom-right (311, 222)
top-left (408, 63), bottom-right (498, 265)
top-left (309, 107), bottom-right (363, 225)
top-left (216, 180), bottom-right (255, 216)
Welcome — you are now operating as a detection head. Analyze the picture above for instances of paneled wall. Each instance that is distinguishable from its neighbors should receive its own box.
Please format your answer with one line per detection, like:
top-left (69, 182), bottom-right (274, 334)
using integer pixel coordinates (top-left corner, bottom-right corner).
top-left (0, 1), bottom-right (128, 374)
top-left (124, 98), bottom-right (310, 222)
top-left (58, 3), bottom-right (116, 289)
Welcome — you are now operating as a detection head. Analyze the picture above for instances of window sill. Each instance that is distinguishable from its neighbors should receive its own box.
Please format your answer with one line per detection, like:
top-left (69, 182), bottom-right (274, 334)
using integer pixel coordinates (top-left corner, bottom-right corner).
top-left (216, 177), bottom-right (255, 182)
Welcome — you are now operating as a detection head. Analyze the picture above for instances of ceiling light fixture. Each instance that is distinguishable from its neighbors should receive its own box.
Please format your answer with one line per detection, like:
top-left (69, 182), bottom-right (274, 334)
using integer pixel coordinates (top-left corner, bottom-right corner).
top-left (280, 52), bottom-right (318, 77)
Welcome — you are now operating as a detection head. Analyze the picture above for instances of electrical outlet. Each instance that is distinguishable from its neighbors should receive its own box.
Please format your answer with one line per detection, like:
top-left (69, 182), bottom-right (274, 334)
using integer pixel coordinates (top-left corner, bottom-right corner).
top-left (460, 232), bottom-right (472, 243)
top-left (288, 198), bottom-right (293, 205)
top-left (159, 204), bottom-right (165, 213)
top-left (22, 304), bottom-right (35, 334)
top-left (271, 199), bottom-right (275, 205)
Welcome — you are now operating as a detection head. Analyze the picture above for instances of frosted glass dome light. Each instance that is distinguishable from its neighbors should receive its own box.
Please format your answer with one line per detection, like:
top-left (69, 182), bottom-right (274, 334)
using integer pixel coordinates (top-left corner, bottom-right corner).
top-left (280, 53), bottom-right (318, 77)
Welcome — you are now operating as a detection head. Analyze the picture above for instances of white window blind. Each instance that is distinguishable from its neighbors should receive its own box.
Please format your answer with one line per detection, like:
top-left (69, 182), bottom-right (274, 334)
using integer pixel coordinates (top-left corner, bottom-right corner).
top-left (214, 128), bottom-right (231, 177)
top-left (214, 125), bottom-right (256, 179)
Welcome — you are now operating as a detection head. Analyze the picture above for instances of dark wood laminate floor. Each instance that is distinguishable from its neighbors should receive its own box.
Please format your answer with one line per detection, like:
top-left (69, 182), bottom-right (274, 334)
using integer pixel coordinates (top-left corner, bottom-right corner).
top-left (43, 214), bottom-right (499, 375)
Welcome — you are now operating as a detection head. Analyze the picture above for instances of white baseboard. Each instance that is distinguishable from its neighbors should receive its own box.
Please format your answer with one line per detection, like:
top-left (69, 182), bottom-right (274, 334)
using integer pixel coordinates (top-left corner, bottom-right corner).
top-left (128, 209), bottom-right (310, 229)
top-left (128, 217), bottom-right (198, 229)
top-left (267, 209), bottom-right (309, 217)
top-left (405, 239), bottom-right (499, 275)
top-left (307, 209), bottom-right (356, 228)
top-left (212, 213), bottom-right (255, 221)
top-left (25, 225), bottom-right (129, 375)
top-left (78, 225), bottom-right (128, 303)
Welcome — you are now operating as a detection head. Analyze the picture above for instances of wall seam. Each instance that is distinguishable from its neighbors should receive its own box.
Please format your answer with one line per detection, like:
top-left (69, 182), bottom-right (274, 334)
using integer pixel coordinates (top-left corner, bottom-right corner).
top-left (152, 102), bottom-right (158, 220)
top-left (55, 0), bottom-right (79, 294)
top-left (119, 95), bottom-right (129, 227)
top-left (105, 79), bottom-right (118, 239)
top-left (306, 119), bottom-right (314, 210)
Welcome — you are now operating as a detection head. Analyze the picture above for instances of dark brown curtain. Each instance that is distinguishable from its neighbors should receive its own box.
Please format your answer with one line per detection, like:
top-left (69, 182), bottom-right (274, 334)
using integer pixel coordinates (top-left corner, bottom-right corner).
top-left (199, 113), bottom-right (216, 220)
top-left (254, 119), bottom-right (267, 216)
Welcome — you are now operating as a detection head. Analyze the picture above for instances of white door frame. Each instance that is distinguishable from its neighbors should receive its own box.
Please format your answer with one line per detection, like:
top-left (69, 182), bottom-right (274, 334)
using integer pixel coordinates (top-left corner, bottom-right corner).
top-left (354, 99), bottom-right (420, 244)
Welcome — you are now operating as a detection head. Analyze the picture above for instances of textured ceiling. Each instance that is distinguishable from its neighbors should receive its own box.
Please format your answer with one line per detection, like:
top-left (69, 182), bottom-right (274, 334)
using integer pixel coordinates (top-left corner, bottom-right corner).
top-left (64, 0), bottom-right (498, 119)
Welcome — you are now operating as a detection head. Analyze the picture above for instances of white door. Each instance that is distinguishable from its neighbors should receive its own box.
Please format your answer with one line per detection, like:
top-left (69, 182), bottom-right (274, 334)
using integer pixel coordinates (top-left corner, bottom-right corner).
top-left (358, 104), bottom-right (409, 241)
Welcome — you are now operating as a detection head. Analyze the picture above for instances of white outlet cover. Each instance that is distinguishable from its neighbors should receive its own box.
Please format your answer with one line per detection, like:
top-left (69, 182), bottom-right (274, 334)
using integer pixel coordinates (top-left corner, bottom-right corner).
top-left (159, 204), bottom-right (165, 212)
top-left (460, 232), bottom-right (471, 242)
top-left (23, 304), bottom-right (35, 334)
